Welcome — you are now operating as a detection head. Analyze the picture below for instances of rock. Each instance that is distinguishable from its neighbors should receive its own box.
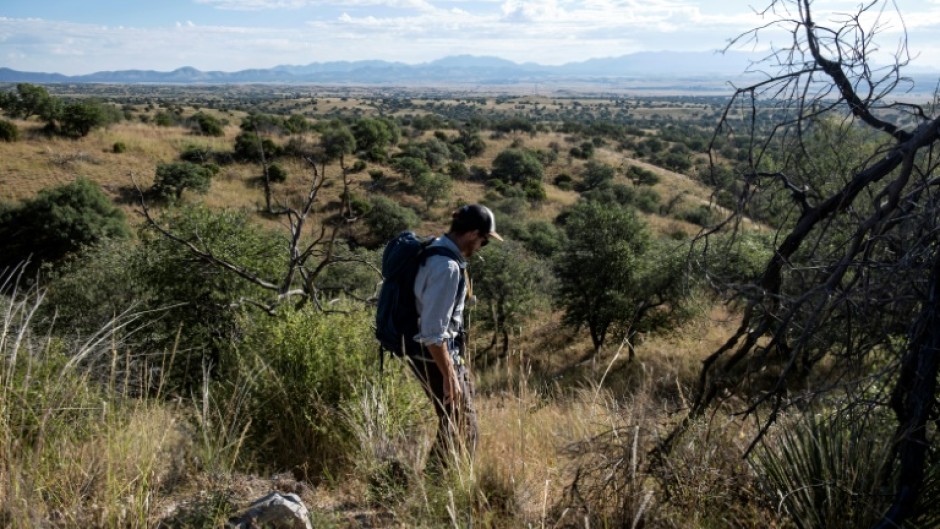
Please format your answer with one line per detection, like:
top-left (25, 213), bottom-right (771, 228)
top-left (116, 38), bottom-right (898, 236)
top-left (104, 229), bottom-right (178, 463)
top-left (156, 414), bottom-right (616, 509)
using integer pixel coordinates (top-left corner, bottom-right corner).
top-left (228, 492), bottom-right (312, 529)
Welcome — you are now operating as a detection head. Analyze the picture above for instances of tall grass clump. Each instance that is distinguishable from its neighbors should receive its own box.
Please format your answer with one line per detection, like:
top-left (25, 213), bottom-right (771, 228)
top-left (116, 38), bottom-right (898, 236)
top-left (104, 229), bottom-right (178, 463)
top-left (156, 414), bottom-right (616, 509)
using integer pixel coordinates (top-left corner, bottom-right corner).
top-left (342, 363), bottom-right (430, 505)
top-left (0, 271), bottom-right (188, 528)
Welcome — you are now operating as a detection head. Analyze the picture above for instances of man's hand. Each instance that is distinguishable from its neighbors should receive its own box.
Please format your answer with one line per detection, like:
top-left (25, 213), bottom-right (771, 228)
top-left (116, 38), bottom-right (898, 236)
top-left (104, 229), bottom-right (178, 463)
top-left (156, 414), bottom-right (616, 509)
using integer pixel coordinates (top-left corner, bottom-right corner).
top-left (427, 342), bottom-right (462, 407)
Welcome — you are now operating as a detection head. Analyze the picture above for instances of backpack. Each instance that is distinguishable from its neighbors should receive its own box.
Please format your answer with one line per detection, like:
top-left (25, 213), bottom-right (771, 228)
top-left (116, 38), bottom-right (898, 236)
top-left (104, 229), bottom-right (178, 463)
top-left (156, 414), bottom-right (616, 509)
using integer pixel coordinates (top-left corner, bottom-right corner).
top-left (375, 231), bottom-right (463, 364)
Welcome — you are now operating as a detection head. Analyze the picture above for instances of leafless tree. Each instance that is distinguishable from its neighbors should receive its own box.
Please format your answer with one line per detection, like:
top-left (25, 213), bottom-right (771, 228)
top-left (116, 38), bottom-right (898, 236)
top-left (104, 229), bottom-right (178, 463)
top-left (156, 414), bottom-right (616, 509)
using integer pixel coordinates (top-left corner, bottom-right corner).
top-left (665, 1), bottom-right (940, 527)
top-left (135, 151), bottom-right (377, 315)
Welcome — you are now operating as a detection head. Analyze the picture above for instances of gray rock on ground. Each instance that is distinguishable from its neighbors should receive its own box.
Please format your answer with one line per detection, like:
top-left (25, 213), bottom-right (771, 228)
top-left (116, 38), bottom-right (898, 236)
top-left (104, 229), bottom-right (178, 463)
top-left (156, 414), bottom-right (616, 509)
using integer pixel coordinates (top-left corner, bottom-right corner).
top-left (228, 492), bottom-right (313, 529)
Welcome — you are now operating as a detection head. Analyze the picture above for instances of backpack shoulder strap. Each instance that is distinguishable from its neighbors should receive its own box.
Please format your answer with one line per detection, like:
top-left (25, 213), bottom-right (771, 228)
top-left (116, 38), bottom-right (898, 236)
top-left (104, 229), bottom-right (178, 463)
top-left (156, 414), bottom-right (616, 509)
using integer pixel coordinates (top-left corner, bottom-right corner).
top-left (420, 244), bottom-right (463, 265)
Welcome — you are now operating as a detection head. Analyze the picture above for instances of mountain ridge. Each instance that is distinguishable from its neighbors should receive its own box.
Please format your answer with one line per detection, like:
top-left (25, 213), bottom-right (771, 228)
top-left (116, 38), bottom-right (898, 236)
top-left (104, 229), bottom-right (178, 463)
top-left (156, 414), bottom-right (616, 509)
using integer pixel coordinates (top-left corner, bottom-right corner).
top-left (0, 51), bottom-right (756, 84)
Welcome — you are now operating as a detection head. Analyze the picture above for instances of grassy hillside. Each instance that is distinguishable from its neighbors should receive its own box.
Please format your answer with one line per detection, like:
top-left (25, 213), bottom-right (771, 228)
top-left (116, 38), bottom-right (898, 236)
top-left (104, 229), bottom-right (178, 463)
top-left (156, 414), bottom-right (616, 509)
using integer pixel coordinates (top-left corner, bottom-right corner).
top-left (0, 88), bottom-right (799, 528)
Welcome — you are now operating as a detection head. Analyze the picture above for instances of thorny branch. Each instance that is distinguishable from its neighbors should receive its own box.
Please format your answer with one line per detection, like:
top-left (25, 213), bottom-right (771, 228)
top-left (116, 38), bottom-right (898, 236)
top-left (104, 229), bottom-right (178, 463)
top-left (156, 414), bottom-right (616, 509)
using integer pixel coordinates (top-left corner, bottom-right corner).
top-left (132, 148), bottom-right (354, 314)
top-left (668, 1), bottom-right (940, 527)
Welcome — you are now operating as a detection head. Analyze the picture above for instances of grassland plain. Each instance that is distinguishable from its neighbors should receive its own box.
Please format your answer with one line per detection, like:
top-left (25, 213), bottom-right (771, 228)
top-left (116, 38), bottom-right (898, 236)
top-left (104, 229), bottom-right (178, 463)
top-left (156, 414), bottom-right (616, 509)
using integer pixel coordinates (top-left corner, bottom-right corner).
top-left (0, 92), bottom-right (780, 528)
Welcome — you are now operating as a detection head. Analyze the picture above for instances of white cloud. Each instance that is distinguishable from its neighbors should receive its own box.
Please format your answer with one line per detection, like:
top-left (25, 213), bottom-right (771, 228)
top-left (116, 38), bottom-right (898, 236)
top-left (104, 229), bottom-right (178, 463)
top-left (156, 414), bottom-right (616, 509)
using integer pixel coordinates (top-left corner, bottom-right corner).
top-left (4, 1), bottom-right (940, 74)
top-left (194, 0), bottom-right (435, 10)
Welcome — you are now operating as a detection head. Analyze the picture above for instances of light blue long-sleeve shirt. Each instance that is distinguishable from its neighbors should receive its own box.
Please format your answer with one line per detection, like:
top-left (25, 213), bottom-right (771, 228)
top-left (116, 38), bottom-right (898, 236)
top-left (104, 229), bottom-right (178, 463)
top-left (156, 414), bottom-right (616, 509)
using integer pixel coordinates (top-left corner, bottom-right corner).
top-left (413, 235), bottom-right (467, 352)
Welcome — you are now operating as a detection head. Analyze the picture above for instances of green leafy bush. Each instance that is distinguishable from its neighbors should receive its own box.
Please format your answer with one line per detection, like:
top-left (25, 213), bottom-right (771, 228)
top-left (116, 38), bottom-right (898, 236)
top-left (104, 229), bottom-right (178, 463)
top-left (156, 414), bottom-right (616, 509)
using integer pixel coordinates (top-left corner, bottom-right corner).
top-left (151, 161), bottom-right (214, 201)
top-left (626, 165), bottom-right (660, 186)
top-left (57, 100), bottom-right (119, 138)
top-left (676, 204), bottom-right (717, 227)
top-left (490, 148), bottom-right (544, 186)
top-left (46, 205), bottom-right (289, 392)
top-left (180, 144), bottom-right (214, 163)
top-left (0, 178), bottom-right (130, 272)
top-left (553, 172), bottom-right (574, 190)
top-left (190, 111), bottom-right (225, 137)
top-left (0, 118), bottom-right (19, 142)
top-left (366, 196), bottom-right (420, 243)
top-left (579, 161), bottom-right (615, 192)
top-left (234, 131), bottom-right (279, 163)
top-left (112, 141), bottom-right (127, 153)
top-left (266, 162), bottom-right (288, 183)
top-left (154, 111), bottom-right (178, 127)
top-left (231, 306), bottom-right (376, 478)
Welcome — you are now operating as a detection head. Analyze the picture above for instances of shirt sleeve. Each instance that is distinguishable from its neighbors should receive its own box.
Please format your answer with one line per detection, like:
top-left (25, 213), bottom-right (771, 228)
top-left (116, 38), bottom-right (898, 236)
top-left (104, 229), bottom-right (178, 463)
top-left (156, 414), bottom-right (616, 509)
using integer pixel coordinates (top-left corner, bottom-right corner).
top-left (414, 255), bottom-right (462, 346)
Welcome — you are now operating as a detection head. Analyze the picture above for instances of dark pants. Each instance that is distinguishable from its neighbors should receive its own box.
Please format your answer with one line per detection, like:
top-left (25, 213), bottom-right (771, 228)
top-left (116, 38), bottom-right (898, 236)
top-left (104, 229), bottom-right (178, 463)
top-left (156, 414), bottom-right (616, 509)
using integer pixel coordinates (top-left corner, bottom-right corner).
top-left (407, 349), bottom-right (478, 468)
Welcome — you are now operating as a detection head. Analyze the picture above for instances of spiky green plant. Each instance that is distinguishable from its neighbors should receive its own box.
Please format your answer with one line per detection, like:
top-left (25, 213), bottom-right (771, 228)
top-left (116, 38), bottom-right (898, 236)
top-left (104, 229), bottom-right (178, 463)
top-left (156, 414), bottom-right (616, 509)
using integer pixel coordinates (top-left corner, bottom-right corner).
top-left (750, 411), bottom-right (895, 529)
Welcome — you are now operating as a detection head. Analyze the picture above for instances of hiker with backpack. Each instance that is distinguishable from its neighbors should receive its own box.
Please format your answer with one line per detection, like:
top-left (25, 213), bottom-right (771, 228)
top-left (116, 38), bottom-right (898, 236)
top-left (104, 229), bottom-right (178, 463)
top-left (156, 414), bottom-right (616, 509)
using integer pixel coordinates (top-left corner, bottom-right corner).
top-left (376, 204), bottom-right (502, 469)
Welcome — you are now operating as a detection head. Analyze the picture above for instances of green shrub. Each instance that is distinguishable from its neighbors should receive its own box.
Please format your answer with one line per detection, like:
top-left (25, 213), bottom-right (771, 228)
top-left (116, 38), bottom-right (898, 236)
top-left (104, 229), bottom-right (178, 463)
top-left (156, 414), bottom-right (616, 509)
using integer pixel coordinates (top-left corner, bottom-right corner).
top-left (43, 238), bottom-right (146, 337)
top-left (627, 165), bottom-right (660, 186)
top-left (58, 100), bottom-right (116, 138)
top-left (180, 143), bottom-right (213, 163)
top-left (112, 141), bottom-right (126, 153)
top-left (413, 172), bottom-right (452, 211)
top-left (0, 118), bottom-right (19, 142)
top-left (676, 204), bottom-right (716, 227)
top-left (266, 162), bottom-right (288, 183)
top-left (553, 172), bottom-right (573, 190)
top-left (0, 178), bottom-right (130, 272)
top-left (366, 196), bottom-right (420, 243)
top-left (234, 131), bottom-right (279, 163)
top-left (350, 159), bottom-right (367, 173)
top-left (190, 111), bottom-right (225, 137)
top-left (520, 220), bottom-right (566, 258)
top-left (490, 148), bottom-right (544, 186)
top-left (45, 205), bottom-right (289, 394)
top-left (700, 231), bottom-right (774, 287)
top-left (446, 161), bottom-right (470, 180)
top-left (634, 187), bottom-right (661, 213)
top-left (151, 161), bottom-right (214, 201)
top-left (136, 205), bottom-right (289, 388)
top-left (368, 169), bottom-right (385, 187)
top-left (579, 161), bottom-right (615, 191)
top-left (232, 306), bottom-right (376, 478)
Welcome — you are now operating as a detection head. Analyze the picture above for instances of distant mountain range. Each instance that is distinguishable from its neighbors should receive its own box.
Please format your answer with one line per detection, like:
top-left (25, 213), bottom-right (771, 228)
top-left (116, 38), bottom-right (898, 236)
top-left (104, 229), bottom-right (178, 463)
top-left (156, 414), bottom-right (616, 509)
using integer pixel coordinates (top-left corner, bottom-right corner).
top-left (0, 52), bottom-right (761, 85)
top-left (4, 52), bottom-right (937, 93)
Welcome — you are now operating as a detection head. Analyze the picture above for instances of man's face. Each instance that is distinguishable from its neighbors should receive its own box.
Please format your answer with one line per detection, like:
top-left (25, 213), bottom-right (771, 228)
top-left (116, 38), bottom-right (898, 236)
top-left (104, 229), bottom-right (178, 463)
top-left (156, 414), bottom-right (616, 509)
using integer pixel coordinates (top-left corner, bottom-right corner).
top-left (462, 230), bottom-right (488, 258)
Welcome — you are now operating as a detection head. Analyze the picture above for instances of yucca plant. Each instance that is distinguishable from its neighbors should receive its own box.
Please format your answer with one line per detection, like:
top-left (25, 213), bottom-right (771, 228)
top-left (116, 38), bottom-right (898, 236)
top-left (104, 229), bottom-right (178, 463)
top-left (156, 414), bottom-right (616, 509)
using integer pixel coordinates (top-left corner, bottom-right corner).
top-left (750, 410), bottom-right (895, 529)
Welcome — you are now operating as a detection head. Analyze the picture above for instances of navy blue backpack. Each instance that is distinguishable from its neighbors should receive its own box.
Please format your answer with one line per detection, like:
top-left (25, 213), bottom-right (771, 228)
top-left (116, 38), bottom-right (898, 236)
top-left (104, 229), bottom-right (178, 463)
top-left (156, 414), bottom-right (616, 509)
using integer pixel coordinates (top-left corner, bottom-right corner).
top-left (375, 232), bottom-right (462, 364)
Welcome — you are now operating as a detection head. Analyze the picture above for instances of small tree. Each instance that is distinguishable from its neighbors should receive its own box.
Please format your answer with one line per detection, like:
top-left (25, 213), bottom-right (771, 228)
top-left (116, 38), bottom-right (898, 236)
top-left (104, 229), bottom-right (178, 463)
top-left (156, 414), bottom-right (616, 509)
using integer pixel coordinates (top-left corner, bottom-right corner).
top-left (58, 100), bottom-right (110, 138)
top-left (267, 163), bottom-right (288, 183)
top-left (555, 201), bottom-right (648, 352)
top-left (352, 117), bottom-right (399, 160)
top-left (391, 156), bottom-right (431, 182)
top-left (152, 162), bottom-right (214, 201)
top-left (234, 131), bottom-right (279, 163)
top-left (580, 160), bottom-right (616, 191)
top-left (491, 148), bottom-right (544, 188)
top-left (319, 122), bottom-right (357, 218)
top-left (552, 200), bottom-right (696, 356)
top-left (413, 172), bottom-right (452, 212)
top-left (10, 83), bottom-right (55, 119)
top-left (473, 240), bottom-right (552, 358)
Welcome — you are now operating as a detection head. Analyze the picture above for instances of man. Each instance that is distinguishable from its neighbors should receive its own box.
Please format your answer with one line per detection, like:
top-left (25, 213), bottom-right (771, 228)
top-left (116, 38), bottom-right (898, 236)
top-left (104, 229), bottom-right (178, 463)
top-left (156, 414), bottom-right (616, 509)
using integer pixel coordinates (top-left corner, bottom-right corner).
top-left (410, 204), bottom-right (502, 468)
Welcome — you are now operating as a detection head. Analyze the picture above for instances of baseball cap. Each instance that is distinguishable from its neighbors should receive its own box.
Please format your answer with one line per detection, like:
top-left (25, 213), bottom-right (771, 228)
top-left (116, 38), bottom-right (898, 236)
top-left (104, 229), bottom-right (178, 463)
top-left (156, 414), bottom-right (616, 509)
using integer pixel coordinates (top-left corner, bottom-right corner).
top-left (455, 204), bottom-right (503, 241)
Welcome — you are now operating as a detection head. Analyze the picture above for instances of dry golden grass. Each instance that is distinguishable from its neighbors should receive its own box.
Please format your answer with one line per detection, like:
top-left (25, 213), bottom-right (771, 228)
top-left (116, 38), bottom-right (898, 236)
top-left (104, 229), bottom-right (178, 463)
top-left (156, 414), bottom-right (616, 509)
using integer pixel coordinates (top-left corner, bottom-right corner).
top-left (1, 110), bottom-right (723, 246)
